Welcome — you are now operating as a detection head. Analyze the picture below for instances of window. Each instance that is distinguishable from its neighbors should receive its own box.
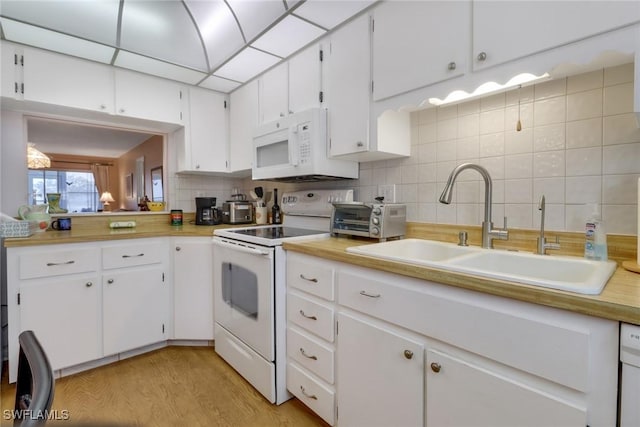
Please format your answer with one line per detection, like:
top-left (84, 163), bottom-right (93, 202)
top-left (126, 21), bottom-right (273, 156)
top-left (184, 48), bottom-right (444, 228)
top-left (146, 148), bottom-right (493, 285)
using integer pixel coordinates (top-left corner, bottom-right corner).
top-left (28, 170), bottom-right (99, 213)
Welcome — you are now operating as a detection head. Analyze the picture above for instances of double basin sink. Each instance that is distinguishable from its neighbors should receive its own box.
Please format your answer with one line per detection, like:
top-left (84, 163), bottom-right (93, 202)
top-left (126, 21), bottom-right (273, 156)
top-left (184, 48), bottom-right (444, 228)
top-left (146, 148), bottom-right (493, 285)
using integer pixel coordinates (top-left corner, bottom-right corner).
top-left (346, 239), bottom-right (617, 295)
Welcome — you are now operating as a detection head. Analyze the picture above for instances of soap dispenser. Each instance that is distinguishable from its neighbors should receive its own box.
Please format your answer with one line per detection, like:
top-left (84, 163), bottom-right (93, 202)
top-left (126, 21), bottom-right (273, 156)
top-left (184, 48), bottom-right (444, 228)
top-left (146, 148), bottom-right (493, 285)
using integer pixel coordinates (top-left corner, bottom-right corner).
top-left (584, 203), bottom-right (608, 261)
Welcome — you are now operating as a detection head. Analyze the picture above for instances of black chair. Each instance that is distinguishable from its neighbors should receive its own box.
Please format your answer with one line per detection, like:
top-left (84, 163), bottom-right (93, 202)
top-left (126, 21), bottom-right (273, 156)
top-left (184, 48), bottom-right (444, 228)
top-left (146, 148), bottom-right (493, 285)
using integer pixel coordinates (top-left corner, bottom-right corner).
top-left (14, 330), bottom-right (55, 427)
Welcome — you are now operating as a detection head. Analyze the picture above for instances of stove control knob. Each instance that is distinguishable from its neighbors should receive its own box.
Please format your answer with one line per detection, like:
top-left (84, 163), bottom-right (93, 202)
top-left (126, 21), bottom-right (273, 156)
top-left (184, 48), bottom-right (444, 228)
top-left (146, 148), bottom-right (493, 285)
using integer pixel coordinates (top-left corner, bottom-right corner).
top-left (372, 217), bottom-right (380, 225)
top-left (373, 208), bottom-right (382, 215)
top-left (371, 227), bottom-right (380, 235)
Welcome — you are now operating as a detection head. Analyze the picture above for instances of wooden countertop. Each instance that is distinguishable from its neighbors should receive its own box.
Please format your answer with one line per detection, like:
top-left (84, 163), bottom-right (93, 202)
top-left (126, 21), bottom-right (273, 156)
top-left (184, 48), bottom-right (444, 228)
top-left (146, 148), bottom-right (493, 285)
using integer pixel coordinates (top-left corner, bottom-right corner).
top-left (283, 236), bottom-right (640, 325)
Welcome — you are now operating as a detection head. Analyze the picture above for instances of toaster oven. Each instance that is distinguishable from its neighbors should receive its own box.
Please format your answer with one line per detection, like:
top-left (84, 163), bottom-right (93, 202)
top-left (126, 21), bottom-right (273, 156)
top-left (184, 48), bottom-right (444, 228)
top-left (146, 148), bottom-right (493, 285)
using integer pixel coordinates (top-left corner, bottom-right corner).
top-left (331, 202), bottom-right (406, 241)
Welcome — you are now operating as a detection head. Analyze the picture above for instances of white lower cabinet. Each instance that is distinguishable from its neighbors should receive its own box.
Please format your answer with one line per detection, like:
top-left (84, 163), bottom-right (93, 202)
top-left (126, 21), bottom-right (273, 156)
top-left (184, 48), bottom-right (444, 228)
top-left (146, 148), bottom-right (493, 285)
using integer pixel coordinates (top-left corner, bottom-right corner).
top-left (336, 312), bottom-right (424, 427)
top-left (285, 251), bottom-right (619, 426)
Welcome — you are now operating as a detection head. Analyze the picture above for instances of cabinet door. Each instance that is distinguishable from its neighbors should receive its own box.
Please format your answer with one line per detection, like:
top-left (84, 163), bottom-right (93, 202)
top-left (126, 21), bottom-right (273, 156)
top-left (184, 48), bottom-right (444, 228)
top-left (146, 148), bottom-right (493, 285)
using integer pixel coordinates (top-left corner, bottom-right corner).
top-left (103, 266), bottom-right (169, 355)
top-left (426, 348), bottom-right (587, 427)
top-left (229, 79), bottom-right (258, 172)
top-left (372, 1), bottom-right (469, 101)
top-left (259, 62), bottom-right (289, 123)
top-left (473, 1), bottom-right (640, 71)
top-left (289, 43), bottom-right (322, 114)
top-left (115, 69), bottom-right (184, 125)
top-left (336, 312), bottom-right (423, 427)
top-left (20, 275), bottom-right (101, 371)
top-left (325, 14), bottom-right (371, 157)
top-left (22, 47), bottom-right (114, 112)
top-left (1, 43), bottom-right (19, 98)
top-left (173, 238), bottom-right (214, 340)
top-left (186, 87), bottom-right (229, 172)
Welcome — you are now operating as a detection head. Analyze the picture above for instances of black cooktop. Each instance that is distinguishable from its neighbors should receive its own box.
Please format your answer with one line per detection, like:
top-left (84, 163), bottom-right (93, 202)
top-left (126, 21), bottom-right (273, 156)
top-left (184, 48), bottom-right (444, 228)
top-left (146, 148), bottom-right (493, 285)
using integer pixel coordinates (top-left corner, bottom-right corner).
top-left (230, 226), bottom-right (325, 240)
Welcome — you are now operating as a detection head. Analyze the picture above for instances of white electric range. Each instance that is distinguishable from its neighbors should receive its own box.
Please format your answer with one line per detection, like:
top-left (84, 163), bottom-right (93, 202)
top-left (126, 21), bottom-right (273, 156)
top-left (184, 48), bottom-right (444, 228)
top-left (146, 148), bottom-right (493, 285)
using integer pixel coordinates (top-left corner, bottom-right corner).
top-left (212, 189), bottom-right (353, 404)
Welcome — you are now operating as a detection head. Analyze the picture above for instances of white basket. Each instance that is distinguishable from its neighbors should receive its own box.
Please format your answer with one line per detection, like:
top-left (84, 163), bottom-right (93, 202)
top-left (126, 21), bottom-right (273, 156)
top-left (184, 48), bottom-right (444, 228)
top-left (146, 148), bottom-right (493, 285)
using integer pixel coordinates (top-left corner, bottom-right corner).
top-left (0, 220), bottom-right (33, 238)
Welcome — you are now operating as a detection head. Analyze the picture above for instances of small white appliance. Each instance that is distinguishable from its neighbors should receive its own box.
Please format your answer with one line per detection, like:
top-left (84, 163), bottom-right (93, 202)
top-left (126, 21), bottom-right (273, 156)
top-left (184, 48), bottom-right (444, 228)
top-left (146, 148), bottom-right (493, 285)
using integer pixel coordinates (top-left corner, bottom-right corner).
top-left (620, 323), bottom-right (640, 427)
top-left (212, 189), bottom-right (354, 404)
top-left (252, 108), bottom-right (359, 182)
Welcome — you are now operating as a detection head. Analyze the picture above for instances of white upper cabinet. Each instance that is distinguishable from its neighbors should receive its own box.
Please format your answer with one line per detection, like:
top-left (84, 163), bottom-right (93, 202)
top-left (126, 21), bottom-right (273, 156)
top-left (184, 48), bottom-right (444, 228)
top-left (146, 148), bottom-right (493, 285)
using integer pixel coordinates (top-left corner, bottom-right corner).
top-left (7, 44), bottom-right (114, 113)
top-left (1, 43), bottom-right (20, 98)
top-left (114, 68), bottom-right (185, 125)
top-left (324, 13), bottom-right (371, 158)
top-left (289, 43), bottom-right (323, 114)
top-left (473, 0), bottom-right (640, 71)
top-left (372, 1), bottom-right (470, 101)
top-left (229, 79), bottom-right (259, 172)
top-left (178, 86), bottom-right (229, 173)
top-left (259, 61), bottom-right (289, 124)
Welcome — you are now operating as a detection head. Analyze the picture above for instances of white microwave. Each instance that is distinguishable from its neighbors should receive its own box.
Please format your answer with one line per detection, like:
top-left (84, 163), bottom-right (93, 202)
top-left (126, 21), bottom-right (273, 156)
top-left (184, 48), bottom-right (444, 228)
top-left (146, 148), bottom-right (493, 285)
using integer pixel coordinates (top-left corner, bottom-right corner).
top-left (252, 108), bottom-right (358, 182)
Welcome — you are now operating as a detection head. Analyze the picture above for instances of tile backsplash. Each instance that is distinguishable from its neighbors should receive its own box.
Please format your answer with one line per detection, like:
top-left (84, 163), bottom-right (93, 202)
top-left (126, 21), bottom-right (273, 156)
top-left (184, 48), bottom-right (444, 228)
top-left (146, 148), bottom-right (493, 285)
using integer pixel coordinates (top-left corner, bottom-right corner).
top-left (357, 63), bottom-right (639, 236)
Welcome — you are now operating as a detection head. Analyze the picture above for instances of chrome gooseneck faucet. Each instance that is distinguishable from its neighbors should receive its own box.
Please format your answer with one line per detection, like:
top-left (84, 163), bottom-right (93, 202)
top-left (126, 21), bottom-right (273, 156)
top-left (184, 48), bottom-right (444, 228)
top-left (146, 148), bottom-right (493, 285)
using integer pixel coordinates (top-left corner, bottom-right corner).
top-left (536, 195), bottom-right (560, 255)
top-left (439, 163), bottom-right (508, 249)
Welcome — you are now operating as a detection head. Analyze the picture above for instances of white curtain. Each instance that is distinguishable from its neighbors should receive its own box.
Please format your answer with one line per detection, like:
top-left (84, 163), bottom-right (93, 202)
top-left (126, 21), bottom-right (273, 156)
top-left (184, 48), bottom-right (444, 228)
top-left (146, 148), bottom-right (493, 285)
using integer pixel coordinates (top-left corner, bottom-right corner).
top-left (91, 164), bottom-right (110, 196)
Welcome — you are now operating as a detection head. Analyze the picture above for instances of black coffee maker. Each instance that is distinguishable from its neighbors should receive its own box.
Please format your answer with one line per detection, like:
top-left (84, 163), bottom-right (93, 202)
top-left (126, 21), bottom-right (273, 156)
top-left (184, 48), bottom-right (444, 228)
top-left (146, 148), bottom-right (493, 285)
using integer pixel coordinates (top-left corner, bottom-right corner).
top-left (195, 197), bottom-right (220, 225)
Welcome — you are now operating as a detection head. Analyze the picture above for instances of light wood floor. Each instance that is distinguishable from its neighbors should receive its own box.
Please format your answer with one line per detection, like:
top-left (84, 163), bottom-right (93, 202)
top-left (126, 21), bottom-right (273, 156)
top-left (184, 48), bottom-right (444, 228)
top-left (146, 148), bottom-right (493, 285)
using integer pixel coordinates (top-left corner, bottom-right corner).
top-left (0, 346), bottom-right (329, 427)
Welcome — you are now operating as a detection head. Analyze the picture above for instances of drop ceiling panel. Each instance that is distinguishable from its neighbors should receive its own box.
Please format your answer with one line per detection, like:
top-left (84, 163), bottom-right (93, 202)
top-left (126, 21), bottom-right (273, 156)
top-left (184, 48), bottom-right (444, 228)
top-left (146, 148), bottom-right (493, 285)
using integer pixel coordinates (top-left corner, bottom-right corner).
top-left (0, 0), bottom-right (120, 45)
top-left (226, 0), bottom-right (287, 41)
top-left (214, 47), bottom-right (280, 83)
top-left (185, 0), bottom-right (245, 70)
top-left (120, 1), bottom-right (207, 71)
top-left (199, 75), bottom-right (242, 93)
top-left (294, 0), bottom-right (376, 29)
top-left (114, 51), bottom-right (207, 85)
top-left (1, 18), bottom-right (115, 64)
top-left (251, 15), bottom-right (326, 58)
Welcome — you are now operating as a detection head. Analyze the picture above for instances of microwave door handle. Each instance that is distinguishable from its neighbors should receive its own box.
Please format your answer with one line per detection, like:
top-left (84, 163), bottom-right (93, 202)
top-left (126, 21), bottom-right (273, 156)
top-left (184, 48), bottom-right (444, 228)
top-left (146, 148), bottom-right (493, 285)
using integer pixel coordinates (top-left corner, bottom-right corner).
top-left (288, 126), bottom-right (299, 166)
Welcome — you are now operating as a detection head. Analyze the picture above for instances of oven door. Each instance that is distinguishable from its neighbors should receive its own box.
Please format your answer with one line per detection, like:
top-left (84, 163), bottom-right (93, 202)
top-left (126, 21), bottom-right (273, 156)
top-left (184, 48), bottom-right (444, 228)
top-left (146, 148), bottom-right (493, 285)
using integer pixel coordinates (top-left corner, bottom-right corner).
top-left (213, 237), bottom-right (275, 361)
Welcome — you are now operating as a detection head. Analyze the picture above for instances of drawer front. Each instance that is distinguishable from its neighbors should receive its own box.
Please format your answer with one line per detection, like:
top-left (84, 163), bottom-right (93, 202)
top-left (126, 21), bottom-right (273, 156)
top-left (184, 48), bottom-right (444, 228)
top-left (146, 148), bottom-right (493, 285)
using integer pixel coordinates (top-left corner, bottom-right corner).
top-left (287, 326), bottom-right (335, 384)
top-left (19, 247), bottom-right (99, 279)
top-left (287, 292), bottom-right (335, 342)
top-left (102, 240), bottom-right (164, 269)
top-left (287, 362), bottom-right (335, 426)
top-left (287, 253), bottom-right (335, 301)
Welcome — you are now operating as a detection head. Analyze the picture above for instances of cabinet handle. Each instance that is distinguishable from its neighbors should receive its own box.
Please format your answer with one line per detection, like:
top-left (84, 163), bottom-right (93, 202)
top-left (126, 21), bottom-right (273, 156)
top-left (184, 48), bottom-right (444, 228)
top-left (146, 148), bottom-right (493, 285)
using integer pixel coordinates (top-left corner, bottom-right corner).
top-left (175, 246), bottom-right (181, 251)
top-left (300, 386), bottom-right (318, 400)
top-left (46, 260), bottom-right (75, 266)
top-left (299, 348), bottom-right (318, 360)
top-left (299, 310), bottom-right (317, 321)
top-left (404, 350), bottom-right (414, 360)
top-left (279, 112), bottom-right (285, 117)
top-left (122, 253), bottom-right (144, 258)
top-left (107, 279), bottom-right (114, 284)
top-left (356, 141), bottom-right (364, 148)
top-left (477, 51), bottom-right (487, 61)
top-left (359, 290), bottom-right (381, 298)
top-left (85, 282), bottom-right (93, 287)
top-left (100, 104), bottom-right (106, 110)
top-left (430, 362), bottom-right (441, 373)
top-left (447, 61), bottom-right (456, 71)
top-left (119, 108), bottom-right (125, 113)
top-left (195, 164), bottom-right (200, 169)
top-left (299, 274), bottom-right (318, 283)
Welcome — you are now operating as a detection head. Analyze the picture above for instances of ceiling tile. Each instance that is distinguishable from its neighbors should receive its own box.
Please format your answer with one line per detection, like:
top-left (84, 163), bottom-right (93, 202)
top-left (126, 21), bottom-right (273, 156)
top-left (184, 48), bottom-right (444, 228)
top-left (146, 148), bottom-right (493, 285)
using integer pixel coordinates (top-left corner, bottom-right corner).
top-left (226, 0), bottom-right (286, 41)
top-left (114, 51), bottom-right (207, 85)
top-left (214, 47), bottom-right (280, 83)
top-left (1, 18), bottom-right (115, 63)
top-left (0, 0), bottom-right (120, 45)
top-left (251, 15), bottom-right (326, 58)
top-left (199, 75), bottom-right (242, 93)
top-left (185, 0), bottom-right (245, 70)
top-left (120, 1), bottom-right (207, 71)
top-left (294, 0), bottom-right (376, 29)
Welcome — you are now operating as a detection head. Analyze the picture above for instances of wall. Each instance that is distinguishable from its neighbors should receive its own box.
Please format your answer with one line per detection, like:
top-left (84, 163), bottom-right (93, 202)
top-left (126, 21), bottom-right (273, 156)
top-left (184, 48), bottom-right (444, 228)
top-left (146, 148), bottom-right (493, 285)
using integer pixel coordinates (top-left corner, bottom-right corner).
top-left (116, 135), bottom-right (163, 211)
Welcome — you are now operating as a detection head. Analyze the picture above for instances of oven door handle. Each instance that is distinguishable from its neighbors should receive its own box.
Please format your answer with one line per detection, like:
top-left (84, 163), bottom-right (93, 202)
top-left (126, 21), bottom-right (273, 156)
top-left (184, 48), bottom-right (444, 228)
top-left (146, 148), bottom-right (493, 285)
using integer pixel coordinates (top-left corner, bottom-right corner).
top-left (213, 239), bottom-right (271, 256)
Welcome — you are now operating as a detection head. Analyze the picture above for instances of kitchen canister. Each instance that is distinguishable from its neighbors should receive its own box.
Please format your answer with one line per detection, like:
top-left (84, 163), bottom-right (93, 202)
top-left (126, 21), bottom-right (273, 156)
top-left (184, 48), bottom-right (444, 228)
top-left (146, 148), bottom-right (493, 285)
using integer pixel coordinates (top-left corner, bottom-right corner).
top-left (170, 209), bottom-right (183, 226)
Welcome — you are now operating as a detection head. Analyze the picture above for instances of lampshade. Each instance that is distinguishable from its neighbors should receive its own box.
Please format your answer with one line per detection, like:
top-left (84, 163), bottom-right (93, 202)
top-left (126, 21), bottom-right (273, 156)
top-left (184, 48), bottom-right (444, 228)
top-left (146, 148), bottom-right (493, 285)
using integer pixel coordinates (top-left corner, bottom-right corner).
top-left (27, 143), bottom-right (51, 169)
top-left (100, 191), bottom-right (115, 204)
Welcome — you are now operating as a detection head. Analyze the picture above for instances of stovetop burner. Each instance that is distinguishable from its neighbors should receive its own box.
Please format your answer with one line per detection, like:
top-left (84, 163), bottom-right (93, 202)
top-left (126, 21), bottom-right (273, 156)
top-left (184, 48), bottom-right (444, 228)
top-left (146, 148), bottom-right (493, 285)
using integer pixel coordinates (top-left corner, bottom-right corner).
top-left (230, 226), bottom-right (325, 240)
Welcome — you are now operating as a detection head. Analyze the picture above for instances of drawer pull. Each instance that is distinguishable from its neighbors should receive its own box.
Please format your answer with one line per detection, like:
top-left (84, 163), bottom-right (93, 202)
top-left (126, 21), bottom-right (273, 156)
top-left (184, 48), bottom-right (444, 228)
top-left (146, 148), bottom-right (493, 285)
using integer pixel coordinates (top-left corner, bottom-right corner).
top-left (299, 274), bottom-right (318, 283)
top-left (107, 279), bottom-right (114, 284)
top-left (299, 347), bottom-right (318, 360)
top-left (122, 253), bottom-right (144, 258)
top-left (359, 290), bottom-right (381, 298)
top-left (404, 350), bottom-right (414, 359)
top-left (85, 282), bottom-right (93, 288)
top-left (300, 386), bottom-right (318, 400)
top-left (46, 260), bottom-right (75, 267)
top-left (299, 310), bottom-right (317, 321)
top-left (431, 362), bottom-right (442, 373)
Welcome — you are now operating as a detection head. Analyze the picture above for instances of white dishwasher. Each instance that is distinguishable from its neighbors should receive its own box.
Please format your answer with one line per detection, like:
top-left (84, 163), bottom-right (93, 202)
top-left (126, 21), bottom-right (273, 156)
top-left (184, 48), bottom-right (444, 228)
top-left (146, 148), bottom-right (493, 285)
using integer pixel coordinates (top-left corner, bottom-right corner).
top-left (620, 323), bottom-right (640, 427)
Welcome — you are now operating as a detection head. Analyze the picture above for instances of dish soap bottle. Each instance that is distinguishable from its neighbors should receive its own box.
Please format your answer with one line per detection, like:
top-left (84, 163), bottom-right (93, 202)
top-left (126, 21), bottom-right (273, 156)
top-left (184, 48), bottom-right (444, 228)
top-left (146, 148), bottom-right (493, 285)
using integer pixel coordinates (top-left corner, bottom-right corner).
top-left (272, 188), bottom-right (282, 224)
top-left (584, 203), bottom-right (607, 261)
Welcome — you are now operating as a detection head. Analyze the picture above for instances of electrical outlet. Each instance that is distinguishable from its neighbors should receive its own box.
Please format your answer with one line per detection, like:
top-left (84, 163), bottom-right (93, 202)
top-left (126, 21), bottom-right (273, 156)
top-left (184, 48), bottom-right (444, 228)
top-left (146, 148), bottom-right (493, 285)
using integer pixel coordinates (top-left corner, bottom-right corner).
top-left (377, 184), bottom-right (396, 203)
